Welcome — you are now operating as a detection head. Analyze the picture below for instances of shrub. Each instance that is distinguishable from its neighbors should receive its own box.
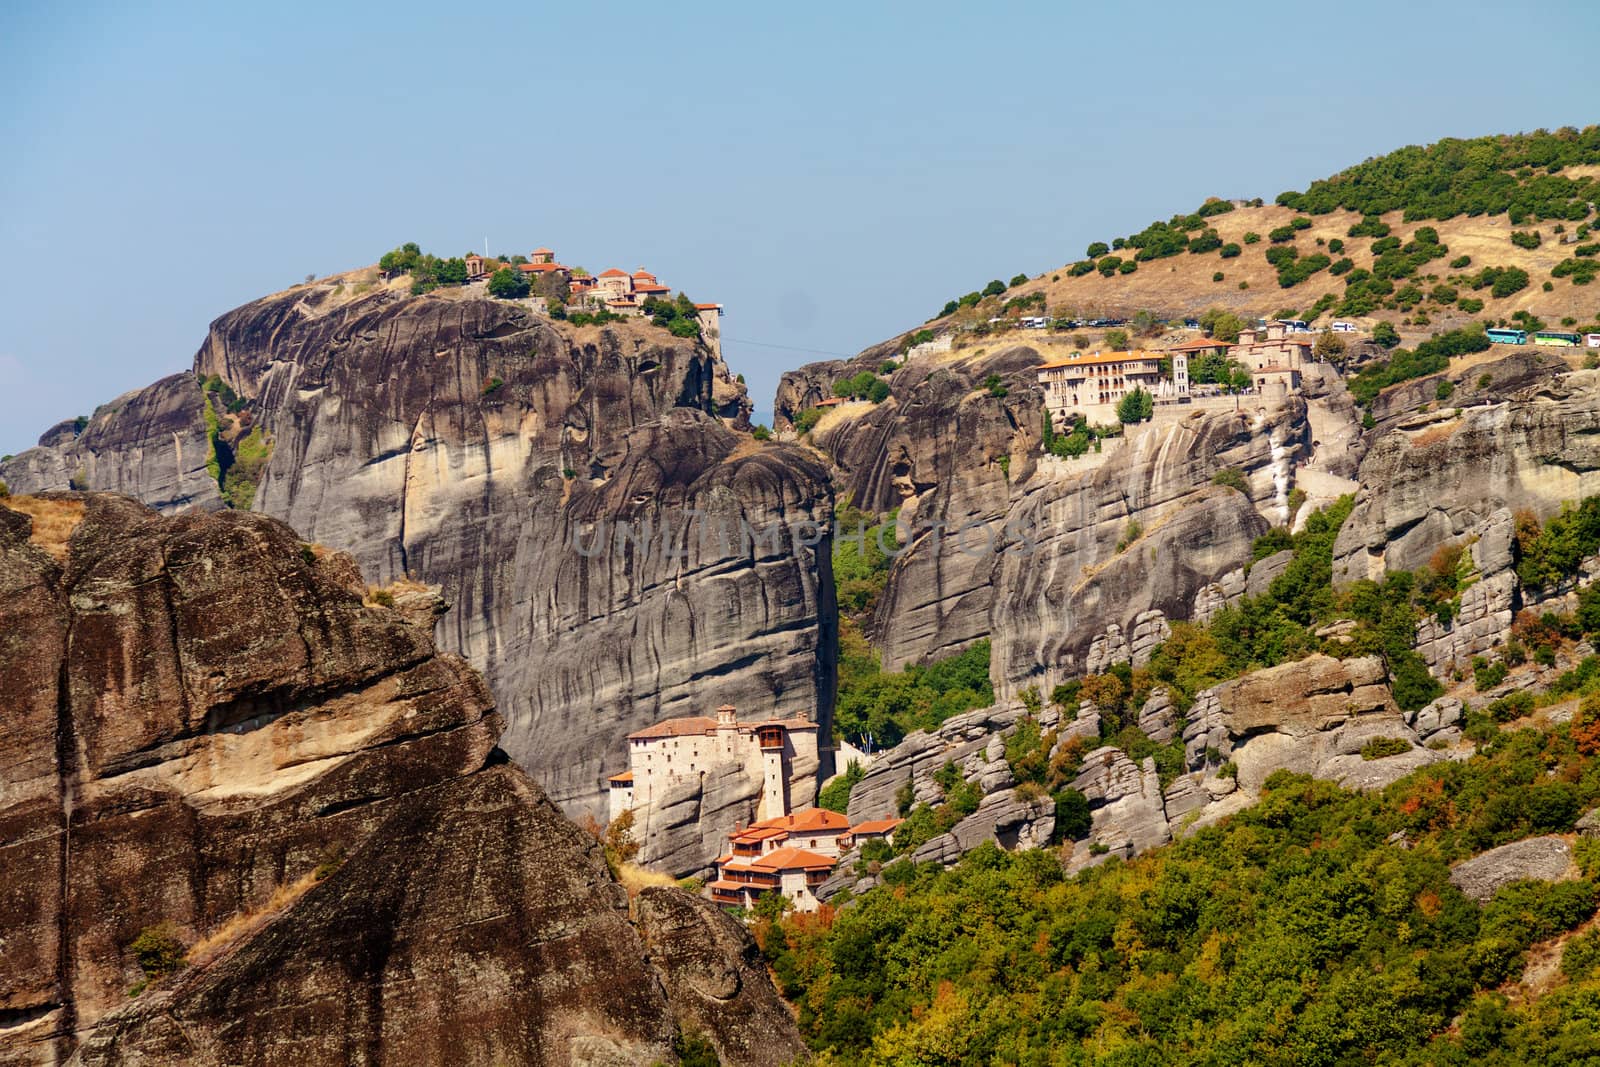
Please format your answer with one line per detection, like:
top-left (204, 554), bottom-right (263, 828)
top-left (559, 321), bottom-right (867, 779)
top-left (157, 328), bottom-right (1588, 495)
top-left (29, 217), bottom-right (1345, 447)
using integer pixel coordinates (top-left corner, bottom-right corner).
top-left (1097, 256), bottom-right (1123, 276)
top-left (129, 922), bottom-right (186, 989)
top-left (1459, 296), bottom-right (1485, 313)
top-left (1268, 225), bottom-right (1297, 243)
top-left (1188, 231), bottom-right (1223, 254)
top-left (1212, 468), bottom-right (1248, 492)
top-left (1010, 273), bottom-right (1030, 287)
top-left (1243, 231), bottom-right (1261, 244)
top-left (1512, 230), bottom-right (1542, 249)
top-left (1330, 257), bottom-right (1354, 275)
top-left (1359, 736), bottom-right (1413, 760)
top-left (1372, 321), bottom-right (1401, 347)
top-left (1436, 378), bottom-right (1456, 401)
top-left (1450, 254), bottom-right (1472, 268)
top-left (1068, 260), bottom-right (1095, 278)
top-left (1219, 242), bottom-right (1241, 259)
top-left (486, 267), bottom-right (529, 299)
top-left (1119, 259), bottom-right (1138, 275)
top-left (984, 374), bottom-right (1008, 399)
top-left (1087, 241), bottom-right (1110, 258)
top-left (1213, 271), bottom-right (1224, 282)
top-left (1327, 238), bottom-right (1344, 254)
top-left (751, 424), bottom-right (771, 442)
top-left (982, 279), bottom-right (1006, 297)
top-left (794, 408), bottom-right (824, 435)
top-left (1116, 387), bottom-right (1154, 424)
top-left (818, 761), bottom-right (864, 813)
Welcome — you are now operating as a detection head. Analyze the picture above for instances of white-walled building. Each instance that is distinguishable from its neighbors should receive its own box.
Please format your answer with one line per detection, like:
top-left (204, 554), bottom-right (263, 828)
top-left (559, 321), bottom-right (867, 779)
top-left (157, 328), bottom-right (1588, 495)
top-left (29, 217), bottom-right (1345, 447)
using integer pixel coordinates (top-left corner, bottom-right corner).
top-left (1038, 349), bottom-right (1190, 428)
top-left (610, 704), bottom-right (819, 825)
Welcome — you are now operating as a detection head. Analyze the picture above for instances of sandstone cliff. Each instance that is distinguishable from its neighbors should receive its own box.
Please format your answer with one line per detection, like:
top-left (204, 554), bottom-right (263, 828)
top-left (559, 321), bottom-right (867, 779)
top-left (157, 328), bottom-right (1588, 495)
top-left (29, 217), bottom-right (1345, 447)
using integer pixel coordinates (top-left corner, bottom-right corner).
top-left (0, 492), bottom-right (804, 1067)
top-left (1, 282), bottom-right (837, 817)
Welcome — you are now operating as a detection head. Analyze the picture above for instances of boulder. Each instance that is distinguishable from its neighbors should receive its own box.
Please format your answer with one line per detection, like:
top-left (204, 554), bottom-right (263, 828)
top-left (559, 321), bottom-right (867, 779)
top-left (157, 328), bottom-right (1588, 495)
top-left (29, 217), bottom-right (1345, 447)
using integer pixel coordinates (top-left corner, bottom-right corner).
top-left (1449, 836), bottom-right (1577, 903)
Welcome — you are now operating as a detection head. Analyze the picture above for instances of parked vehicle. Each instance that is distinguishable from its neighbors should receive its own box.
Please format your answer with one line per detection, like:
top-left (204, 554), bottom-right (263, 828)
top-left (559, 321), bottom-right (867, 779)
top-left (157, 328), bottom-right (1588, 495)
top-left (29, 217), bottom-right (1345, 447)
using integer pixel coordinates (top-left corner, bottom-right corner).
top-left (1331, 321), bottom-right (1357, 333)
top-left (1486, 327), bottom-right (1528, 345)
top-left (1183, 318), bottom-right (1201, 329)
top-left (1534, 330), bottom-right (1582, 348)
top-left (1585, 333), bottom-right (1600, 348)
top-left (1020, 316), bottom-right (1048, 329)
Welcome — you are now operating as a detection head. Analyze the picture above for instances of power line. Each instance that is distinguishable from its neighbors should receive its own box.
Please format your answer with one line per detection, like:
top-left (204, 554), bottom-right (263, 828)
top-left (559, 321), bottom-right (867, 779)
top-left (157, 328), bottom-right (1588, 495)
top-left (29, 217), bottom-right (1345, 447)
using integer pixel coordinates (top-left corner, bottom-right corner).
top-left (723, 336), bottom-right (860, 360)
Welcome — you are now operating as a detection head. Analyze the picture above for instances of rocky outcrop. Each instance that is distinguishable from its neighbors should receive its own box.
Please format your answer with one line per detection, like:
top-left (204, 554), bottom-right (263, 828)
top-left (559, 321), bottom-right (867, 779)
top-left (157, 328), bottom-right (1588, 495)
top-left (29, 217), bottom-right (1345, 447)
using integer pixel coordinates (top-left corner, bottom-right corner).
top-left (0, 492), bottom-right (800, 1066)
top-left (782, 344), bottom-right (1047, 670)
top-left (1449, 836), bottom-right (1577, 903)
top-left (907, 788), bottom-right (1055, 866)
top-left (843, 704), bottom-right (1029, 825)
top-left (1412, 508), bottom-right (1519, 676)
top-left (636, 888), bottom-right (811, 1067)
top-left (993, 401), bottom-right (1304, 697)
top-left (1, 284), bottom-right (837, 818)
top-left (0, 375), bottom-right (221, 513)
top-left (1334, 366), bottom-right (1600, 583)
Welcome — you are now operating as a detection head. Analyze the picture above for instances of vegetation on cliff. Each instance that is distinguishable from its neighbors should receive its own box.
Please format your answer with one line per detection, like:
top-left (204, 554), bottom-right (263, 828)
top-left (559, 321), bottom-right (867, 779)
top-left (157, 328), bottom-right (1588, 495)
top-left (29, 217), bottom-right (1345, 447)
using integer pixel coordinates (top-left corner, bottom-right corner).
top-left (767, 722), bottom-right (1600, 1064)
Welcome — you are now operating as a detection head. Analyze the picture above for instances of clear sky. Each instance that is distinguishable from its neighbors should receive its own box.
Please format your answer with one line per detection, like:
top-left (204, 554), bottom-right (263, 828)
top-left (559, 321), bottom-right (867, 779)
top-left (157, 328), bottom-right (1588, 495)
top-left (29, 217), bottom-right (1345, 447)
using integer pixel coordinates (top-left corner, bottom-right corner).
top-left (3, 0), bottom-right (1597, 455)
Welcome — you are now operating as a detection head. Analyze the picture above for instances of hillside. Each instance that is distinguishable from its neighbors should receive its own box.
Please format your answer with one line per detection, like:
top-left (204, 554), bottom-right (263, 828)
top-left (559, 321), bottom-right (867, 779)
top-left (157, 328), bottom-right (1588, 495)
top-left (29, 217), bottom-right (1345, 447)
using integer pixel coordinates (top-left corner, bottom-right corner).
top-left (915, 129), bottom-right (1600, 352)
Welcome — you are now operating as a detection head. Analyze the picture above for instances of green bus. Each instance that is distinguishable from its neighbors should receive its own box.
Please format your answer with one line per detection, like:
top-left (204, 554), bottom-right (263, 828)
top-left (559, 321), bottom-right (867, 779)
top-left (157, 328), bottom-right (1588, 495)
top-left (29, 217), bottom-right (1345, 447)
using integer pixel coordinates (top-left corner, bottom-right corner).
top-left (1535, 330), bottom-right (1583, 347)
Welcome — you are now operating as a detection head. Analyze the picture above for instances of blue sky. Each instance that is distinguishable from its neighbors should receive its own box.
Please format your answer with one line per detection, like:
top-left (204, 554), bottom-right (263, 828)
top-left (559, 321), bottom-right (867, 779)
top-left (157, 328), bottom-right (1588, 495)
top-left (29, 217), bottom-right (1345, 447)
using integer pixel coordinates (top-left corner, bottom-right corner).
top-left (2, 0), bottom-right (1597, 455)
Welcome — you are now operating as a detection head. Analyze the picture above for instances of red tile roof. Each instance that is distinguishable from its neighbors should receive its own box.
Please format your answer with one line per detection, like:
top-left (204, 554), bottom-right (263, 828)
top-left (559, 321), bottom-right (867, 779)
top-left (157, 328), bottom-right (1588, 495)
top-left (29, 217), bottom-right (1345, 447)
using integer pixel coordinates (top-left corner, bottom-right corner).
top-left (850, 818), bottom-right (903, 836)
top-left (1037, 350), bottom-right (1164, 371)
top-left (532, 247), bottom-right (554, 255)
top-left (1166, 338), bottom-right (1236, 352)
top-left (626, 716), bottom-right (717, 740)
top-left (599, 268), bottom-right (628, 278)
top-left (607, 771), bottom-right (634, 783)
top-left (694, 303), bottom-right (722, 311)
top-left (814, 397), bottom-right (846, 407)
top-left (751, 847), bottom-right (837, 872)
top-left (753, 809), bottom-right (851, 834)
top-left (632, 269), bottom-right (656, 279)
top-left (634, 283), bottom-right (671, 293)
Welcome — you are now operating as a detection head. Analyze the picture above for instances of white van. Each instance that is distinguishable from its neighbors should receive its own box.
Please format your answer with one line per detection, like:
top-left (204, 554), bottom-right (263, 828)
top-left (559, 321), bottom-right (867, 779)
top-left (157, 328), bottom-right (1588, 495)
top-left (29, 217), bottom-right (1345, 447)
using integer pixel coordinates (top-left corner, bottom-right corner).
top-left (1331, 321), bottom-right (1357, 333)
top-left (1021, 316), bottom-right (1048, 329)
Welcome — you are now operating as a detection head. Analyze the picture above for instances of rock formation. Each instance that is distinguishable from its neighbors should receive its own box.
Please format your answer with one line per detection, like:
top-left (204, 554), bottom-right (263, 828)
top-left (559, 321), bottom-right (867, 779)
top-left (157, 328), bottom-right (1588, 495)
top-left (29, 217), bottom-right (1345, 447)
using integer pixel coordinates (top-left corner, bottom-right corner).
top-left (1334, 363), bottom-right (1600, 583)
top-left (0, 492), bottom-right (801, 1066)
top-left (1, 282), bottom-right (838, 817)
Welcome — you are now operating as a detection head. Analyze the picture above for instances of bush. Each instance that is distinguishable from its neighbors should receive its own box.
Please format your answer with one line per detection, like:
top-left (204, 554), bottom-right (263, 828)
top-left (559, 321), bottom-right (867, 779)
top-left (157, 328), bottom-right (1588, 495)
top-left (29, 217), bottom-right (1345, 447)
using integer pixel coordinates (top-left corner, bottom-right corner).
top-left (1087, 241), bottom-right (1110, 258)
top-left (486, 267), bottom-right (529, 299)
top-left (1450, 254), bottom-right (1472, 268)
top-left (1512, 230), bottom-right (1542, 249)
top-left (1104, 328), bottom-right (1130, 350)
top-left (1213, 271), bottom-right (1225, 282)
top-left (1359, 736), bottom-right (1413, 760)
top-left (1436, 378), bottom-right (1456, 401)
top-left (129, 922), bottom-right (186, 988)
top-left (1243, 232), bottom-right (1261, 244)
top-left (819, 762), bottom-right (864, 813)
top-left (1372, 320), bottom-right (1401, 347)
top-left (1268, 225), bottom-right (1297, 243)
top-left (1211, 468), bottom-right (1248, 492)
top-left (982, 279), bottom-right (1006, 297)
top-left (1097, 256), bottom-right (1123, 276)
top-left (1116, 387), bottom-right (1154, 424)
top-left (1010, 273), bottom-right (1030, 287)
top-left (1067, 260), bottom-right (1095, 278)
top-left (1459, 296), bottom-right (1485, 313)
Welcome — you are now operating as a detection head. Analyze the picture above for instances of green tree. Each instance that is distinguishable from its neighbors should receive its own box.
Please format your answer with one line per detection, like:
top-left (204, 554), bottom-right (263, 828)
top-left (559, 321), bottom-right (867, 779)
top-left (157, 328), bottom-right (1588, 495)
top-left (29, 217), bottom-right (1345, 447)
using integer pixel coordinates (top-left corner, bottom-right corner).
top-left (982, 279), bottom-right (1006, 297)
top-left (1117, 387), bottom-right (1155, 424)
top-left (1372, 320), bottom-right (1401, 347)
top-left (486, 267), bottom-right (529, 299)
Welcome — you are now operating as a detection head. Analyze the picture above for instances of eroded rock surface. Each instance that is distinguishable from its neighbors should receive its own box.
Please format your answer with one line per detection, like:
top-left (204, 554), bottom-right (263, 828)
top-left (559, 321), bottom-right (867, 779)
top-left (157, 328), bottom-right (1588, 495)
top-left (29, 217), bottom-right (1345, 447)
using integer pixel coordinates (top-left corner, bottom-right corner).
top-left (0, 492), bottom-right (800, 1066)
top-left (1, 285), bottom-right (837, 817)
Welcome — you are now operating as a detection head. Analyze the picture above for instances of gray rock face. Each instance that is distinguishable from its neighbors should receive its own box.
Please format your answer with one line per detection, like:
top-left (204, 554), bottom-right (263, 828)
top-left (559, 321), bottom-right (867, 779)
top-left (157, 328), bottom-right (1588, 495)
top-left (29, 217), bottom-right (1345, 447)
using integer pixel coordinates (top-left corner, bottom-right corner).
top-left (992, 403), bottom-right (1304, 699)
top-left (1334, 368), bottom-right (1600, 583)
top-left (1, 374), bottom-right (221, 513)
top-left (1068, 750), bottom-right (1171, 870)
top-left (1449, 836), bottom-right (1576, 902)
top-left (908, 788), bottom-right (1056, 866)
top-left (1413, 509), bottom-right (1518, 677)
top-left (782, 345), bottom-right (1050, 671)
top-left (845, 704), bottom-right (1028, 824)
top-left (1, 285), bottom-right (837, 819)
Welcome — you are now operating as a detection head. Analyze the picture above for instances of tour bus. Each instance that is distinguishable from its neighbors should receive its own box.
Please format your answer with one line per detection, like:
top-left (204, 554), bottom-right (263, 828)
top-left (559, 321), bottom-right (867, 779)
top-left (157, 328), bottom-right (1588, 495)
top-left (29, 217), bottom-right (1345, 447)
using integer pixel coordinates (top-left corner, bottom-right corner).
top-left (1587, 333), bottom-right (1600, 348)
top-left (1485, 327), bottom-right (1528, 345)
top-left (1020, 316), bottom-right (1048, 329)
top-left (1534, 330), bottom-right (1583, 348)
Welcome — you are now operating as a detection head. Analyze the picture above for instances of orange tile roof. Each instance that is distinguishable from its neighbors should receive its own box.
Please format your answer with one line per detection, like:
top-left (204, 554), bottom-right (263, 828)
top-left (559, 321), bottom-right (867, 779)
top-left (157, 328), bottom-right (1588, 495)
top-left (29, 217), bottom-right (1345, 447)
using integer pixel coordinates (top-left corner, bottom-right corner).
top-left (632, 269), bottom-right (656, 279)
top-left (607, 771), bottom-right (633, 783)
top-left (626, 715), bottom-right (718, 740)
top-left (1037, 350), bottom-right (1164, 371)
top-left (599, 268), bottom-right (628, 278)
top-left (753, 809), bottom-right (851, 834)
top-left (751, 847), bottom-right (837, 872)
top-left (694, 303), bottom-right (722, 311)
top-left (729, 825), bottom-right (789, 844)
top-left (814, 397), bottom-right (846, 407)
top-left (518, 262), bottom-right (566, 273)
top-left (850, 818), bottom-right (904, 835)
top-left (634, 283), bottom-right (671, 293)
top-left (1166, 338), bottom-right (1236, 352)
top-left (708, 878), bottom-right (761, 892)
top-left (532, 247), bottom-right (554, 255)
